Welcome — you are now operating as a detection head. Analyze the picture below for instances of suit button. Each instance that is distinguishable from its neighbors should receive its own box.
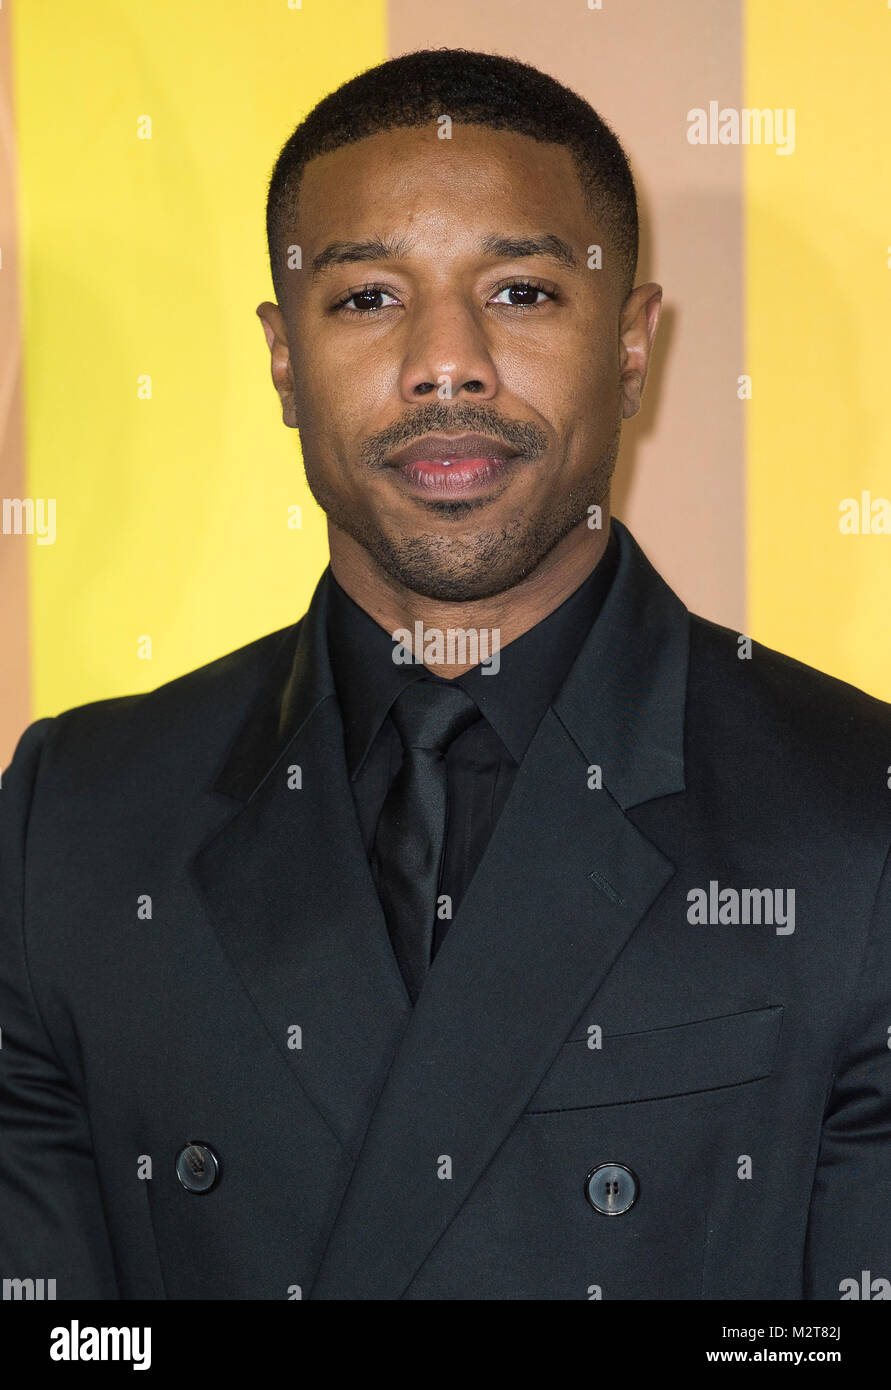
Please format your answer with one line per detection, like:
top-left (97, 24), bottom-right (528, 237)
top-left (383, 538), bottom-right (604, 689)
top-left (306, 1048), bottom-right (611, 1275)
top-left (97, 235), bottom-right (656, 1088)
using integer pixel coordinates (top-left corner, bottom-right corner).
top-left (585, 1162), bottom-right (639, 1215)
top-left (175, 1141), bottom-right (221, 1194)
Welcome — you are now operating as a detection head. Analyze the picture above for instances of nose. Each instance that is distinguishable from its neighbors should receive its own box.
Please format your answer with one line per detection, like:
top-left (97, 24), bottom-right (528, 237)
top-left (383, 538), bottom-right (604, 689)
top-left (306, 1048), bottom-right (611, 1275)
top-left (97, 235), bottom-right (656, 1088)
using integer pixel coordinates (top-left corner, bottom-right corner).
top-left (398, 294), bottom-right (498, 403)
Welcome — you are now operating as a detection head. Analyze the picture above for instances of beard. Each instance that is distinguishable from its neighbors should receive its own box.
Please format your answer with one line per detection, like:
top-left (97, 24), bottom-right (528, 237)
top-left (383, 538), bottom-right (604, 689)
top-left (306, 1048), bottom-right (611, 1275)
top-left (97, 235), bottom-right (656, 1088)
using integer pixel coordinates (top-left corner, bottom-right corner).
top-left (302, 424), bottom-right (620, 603)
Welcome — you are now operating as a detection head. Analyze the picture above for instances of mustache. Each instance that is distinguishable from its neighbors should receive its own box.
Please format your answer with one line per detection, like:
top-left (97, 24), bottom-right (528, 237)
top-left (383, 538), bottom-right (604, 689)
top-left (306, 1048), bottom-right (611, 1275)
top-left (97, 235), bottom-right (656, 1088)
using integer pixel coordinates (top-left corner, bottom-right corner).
top-left (358, 403), bottom-right (549, 469)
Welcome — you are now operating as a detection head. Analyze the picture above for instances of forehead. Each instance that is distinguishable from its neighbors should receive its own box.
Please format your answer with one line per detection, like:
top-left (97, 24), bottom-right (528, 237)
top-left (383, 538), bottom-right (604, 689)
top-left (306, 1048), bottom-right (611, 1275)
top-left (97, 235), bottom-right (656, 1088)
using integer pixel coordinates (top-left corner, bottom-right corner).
top-left (295, 123), bottom-right (589, 251)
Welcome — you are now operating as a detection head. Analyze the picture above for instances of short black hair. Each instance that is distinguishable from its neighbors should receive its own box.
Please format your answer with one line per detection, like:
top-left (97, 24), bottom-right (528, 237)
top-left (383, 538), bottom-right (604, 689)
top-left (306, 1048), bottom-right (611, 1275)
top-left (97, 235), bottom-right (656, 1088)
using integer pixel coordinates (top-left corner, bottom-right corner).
top-left (265, 48), bottom-right (639, 305)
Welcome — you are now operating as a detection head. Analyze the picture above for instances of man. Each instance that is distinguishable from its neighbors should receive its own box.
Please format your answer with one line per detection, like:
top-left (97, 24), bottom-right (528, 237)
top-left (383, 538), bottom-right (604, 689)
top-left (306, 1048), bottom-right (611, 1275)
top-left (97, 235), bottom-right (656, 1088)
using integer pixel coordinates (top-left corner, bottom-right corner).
top-left (1, 48), bottom-right (890, 1302)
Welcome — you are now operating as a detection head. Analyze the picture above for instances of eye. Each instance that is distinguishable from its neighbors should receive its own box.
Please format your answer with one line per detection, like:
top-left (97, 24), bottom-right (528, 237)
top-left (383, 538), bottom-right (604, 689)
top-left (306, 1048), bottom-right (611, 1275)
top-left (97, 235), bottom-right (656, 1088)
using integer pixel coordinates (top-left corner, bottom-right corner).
top-left (488, 280), bottom-right (556, 308)
top-left (333, 285), bottom-right (401, 315)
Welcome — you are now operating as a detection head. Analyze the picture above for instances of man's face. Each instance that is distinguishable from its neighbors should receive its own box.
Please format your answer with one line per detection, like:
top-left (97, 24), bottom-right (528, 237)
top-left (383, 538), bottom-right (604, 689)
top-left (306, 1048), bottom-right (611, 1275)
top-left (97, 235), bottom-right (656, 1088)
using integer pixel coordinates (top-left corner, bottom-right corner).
top-left (260, 122), bottom-right (659, 601)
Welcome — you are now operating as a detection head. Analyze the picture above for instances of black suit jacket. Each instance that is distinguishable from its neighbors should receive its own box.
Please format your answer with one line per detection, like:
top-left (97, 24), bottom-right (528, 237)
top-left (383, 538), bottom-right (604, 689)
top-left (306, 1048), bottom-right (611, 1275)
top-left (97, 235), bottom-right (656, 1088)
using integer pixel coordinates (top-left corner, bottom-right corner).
top-left (2, 518), bottom-right (890, 1300)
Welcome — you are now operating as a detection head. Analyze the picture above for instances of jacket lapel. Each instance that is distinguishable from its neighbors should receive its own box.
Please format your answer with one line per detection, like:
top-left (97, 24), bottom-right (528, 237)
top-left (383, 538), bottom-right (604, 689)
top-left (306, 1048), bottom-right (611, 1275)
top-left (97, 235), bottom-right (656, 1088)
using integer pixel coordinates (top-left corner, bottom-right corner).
top-left (190, 573), bottom-right (412, 1160)
top-left (309, 520), bottom-right (690, 1298)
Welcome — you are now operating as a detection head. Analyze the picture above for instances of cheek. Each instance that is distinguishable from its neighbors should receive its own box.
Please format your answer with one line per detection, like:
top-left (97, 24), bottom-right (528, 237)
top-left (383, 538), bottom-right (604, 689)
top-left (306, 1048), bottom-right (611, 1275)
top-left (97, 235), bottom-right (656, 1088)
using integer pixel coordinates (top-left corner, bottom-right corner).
top-left (495, 361), bottom-right (617, 455)
top-left (499, 318), bottom-right (615, 398)
top-left (305, 343), bottom-right (394, 431)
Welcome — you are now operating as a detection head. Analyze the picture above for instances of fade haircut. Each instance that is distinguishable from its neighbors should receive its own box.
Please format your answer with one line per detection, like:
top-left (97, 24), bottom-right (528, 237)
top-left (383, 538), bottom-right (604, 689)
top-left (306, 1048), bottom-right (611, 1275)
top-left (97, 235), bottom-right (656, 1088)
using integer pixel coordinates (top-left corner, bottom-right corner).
top-left (265, 48), bottom-right (639, 306)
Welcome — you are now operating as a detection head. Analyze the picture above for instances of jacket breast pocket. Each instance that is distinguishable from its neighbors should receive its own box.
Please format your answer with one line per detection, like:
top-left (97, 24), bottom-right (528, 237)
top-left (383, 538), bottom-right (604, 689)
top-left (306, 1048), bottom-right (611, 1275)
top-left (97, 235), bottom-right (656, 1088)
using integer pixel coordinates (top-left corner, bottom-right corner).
top-left (525, 1004), bottom-right (784, 1113)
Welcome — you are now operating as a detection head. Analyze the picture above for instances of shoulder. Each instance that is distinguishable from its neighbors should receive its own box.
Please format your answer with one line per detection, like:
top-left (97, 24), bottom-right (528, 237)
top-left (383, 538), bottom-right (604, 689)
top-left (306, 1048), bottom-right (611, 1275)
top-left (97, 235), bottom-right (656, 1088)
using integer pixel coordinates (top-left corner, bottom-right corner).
top-left (6, 620), bottom-right (302, 798)
top-left (687, 611), bottom-right (891, 827)
top-left (689, 611), bottom-right (891, 730)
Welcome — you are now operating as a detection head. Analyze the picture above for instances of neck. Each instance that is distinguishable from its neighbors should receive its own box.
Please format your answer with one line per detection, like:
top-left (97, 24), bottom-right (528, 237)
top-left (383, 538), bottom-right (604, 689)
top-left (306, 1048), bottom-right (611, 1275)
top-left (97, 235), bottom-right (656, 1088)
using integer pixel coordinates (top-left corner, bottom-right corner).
top-left (328, 510), bottom-right (612, 679)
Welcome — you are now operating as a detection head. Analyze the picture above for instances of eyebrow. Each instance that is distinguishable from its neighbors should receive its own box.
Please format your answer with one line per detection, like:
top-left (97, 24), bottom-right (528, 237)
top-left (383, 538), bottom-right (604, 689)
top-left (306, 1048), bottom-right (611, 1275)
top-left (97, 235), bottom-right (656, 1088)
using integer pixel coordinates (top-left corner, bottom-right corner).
top-left (309, 231), bottom-right (580, 278)
top-left (310, 236), bottom-right (413, 277)
top-left (479, 234), bottom-right (580, 270)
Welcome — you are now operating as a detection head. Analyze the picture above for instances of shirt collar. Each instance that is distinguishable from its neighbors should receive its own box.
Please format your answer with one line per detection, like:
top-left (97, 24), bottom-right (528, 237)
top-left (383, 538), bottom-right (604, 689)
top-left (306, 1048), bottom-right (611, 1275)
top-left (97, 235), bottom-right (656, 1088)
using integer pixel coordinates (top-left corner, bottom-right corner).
top-left (326, 527), bottom-right (619, 777)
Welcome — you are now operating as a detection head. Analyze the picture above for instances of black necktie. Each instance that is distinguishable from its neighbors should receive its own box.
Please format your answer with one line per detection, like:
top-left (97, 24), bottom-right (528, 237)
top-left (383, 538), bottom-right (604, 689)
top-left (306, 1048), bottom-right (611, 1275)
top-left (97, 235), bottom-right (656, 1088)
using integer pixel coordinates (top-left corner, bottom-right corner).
top-left (372, 679), bottom-right (480, 1002)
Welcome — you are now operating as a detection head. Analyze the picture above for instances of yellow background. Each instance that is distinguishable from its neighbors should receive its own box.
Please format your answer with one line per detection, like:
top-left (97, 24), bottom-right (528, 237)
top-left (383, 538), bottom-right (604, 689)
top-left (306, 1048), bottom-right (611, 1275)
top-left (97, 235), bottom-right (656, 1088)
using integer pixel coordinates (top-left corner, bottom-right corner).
top-left (746, 1), bottom-right (891, 697)
top-left (6, 0), bottom-right (890, 727)
top-left (13, 0), bottom-right (385, 713)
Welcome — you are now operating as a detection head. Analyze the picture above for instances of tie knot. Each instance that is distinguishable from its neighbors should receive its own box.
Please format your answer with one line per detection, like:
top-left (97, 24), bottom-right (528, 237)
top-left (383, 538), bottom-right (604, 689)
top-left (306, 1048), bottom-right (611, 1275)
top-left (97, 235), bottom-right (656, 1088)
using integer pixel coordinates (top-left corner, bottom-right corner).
top-left (389, 679), bottom-right (480, 755)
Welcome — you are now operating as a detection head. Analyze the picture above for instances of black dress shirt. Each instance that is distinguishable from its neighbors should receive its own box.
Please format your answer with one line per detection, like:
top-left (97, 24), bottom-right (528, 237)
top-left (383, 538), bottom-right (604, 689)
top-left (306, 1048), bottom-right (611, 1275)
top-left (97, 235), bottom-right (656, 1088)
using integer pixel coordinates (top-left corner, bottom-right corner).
top-left (326, 528), bottom-right (619, 959)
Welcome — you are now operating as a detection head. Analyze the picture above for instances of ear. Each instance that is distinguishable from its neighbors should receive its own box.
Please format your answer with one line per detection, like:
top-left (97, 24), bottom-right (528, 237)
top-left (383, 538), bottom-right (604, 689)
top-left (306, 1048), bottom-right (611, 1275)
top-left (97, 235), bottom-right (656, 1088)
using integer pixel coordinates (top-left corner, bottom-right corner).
top-left (619, 283), bottom-right (663, 420)
top-left (256, 301), bottom-right (298, 428)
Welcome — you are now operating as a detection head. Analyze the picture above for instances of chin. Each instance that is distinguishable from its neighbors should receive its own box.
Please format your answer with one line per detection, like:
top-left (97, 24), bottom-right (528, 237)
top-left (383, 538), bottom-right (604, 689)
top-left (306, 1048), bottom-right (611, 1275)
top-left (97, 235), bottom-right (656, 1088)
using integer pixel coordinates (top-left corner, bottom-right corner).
top-left (375, 543), bottom-right (537, 603)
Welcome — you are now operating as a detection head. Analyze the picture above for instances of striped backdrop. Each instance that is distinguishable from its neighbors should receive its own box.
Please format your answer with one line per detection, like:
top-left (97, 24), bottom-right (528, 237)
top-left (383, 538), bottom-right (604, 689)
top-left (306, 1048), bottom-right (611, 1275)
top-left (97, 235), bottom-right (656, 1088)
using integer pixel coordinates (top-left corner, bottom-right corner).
top-left (2, 0), bottom-right (889, 765)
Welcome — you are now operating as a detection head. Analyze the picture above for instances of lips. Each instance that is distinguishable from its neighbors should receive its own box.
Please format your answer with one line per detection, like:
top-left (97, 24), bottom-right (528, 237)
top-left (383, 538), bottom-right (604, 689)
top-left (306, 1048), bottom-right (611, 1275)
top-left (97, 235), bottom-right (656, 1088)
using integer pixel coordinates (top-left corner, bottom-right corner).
top-left (385, 433), bottom-right (522, 497)
top-left (386, 433), bottom-right (520, 468)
